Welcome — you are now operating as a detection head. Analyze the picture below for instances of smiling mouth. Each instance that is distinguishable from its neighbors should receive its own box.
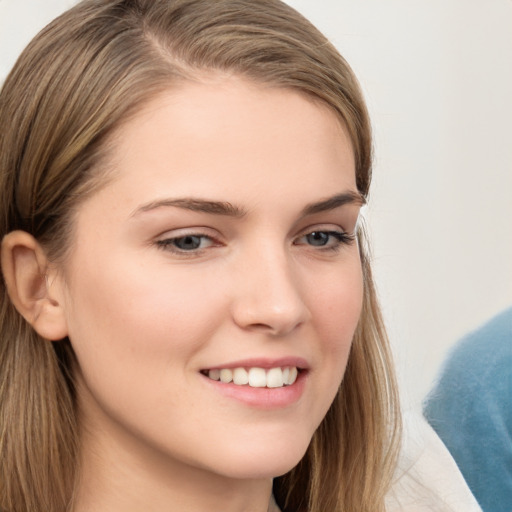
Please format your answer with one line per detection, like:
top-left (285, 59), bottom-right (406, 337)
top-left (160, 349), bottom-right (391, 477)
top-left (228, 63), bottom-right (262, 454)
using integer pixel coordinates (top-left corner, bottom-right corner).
top-left (201, 366), bottom-right (301, 389)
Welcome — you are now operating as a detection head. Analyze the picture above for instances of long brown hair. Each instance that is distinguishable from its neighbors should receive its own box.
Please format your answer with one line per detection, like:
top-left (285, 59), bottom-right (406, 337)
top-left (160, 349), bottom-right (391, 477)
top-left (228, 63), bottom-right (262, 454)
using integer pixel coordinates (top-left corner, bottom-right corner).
top-left (0, 1), bottom-right (401, 510)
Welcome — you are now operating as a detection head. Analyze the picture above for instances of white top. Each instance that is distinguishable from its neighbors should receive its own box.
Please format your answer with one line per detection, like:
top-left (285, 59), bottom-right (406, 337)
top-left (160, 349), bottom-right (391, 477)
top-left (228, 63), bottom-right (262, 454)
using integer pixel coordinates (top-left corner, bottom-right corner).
top-left (271, 411), bottom-right (482, 512)
top-left (386, 411), bottom-right (482, 512)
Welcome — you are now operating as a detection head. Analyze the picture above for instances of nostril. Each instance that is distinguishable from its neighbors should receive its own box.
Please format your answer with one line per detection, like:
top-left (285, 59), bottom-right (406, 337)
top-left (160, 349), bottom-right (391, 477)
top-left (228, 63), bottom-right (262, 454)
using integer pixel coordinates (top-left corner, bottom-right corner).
top-left (250, 322), bottom-right (273, 330)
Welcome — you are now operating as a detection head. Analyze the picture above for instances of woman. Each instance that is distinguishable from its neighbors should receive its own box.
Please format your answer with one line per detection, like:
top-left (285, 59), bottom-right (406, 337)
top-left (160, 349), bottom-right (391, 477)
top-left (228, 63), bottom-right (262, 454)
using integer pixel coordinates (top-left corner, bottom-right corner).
top-left (0, 1), bottom-right (401, 511)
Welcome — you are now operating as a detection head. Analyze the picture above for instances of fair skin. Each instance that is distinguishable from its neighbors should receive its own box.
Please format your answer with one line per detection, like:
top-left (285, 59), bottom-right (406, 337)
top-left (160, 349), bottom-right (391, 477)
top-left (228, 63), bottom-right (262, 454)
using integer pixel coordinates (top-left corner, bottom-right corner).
top-left (2, 77), bottom-right (364, 512)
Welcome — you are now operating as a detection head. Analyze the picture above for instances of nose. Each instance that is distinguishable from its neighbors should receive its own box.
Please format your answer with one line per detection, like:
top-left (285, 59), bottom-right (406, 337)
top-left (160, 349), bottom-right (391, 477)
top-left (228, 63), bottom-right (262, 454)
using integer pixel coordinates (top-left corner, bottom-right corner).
top-left (230, 246), bottom-right (310, 336)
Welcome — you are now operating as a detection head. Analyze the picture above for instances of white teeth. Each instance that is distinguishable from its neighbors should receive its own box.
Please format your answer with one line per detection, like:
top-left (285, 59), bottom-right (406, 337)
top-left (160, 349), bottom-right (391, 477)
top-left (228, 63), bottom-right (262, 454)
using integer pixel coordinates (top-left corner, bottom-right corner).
top-left (209, 368), bottom-right (221, 381)
top-left (233, 367), bottom-right (249, 385)
top-left (219, 369), bottom-right (233, 383)
top-left (207, 366), bottom-right (300, 388)
top-left (266, 367), bottom-right (284, 388)
top-left (287, 366), bottom-right (298, 386)
top-left (248, 367), bottom-right (267, 387)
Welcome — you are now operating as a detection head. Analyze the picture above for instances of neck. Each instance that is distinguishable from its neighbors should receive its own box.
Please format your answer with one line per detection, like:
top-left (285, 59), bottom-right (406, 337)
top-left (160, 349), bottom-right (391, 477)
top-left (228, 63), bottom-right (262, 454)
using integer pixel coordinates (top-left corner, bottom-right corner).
top-left (74, 471), bottom-right (274, 512)
top-left (72, 406), bottom-right (275, 512)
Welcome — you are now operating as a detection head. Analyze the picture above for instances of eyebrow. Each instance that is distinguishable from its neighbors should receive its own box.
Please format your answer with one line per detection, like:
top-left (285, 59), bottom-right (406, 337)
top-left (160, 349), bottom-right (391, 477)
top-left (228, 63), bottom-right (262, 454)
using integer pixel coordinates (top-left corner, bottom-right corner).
top-left (301, 191), bottom-right (366, 215)
top-left (133, 198), bottom-right (247, 218)
top-left (132, 191), bottom-right (365, 218)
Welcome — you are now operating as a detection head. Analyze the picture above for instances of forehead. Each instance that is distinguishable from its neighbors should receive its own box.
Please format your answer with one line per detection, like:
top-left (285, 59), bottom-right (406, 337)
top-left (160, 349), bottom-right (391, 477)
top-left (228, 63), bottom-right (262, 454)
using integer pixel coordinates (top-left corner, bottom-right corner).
top-left (82, 77), bottom-right (357, 225)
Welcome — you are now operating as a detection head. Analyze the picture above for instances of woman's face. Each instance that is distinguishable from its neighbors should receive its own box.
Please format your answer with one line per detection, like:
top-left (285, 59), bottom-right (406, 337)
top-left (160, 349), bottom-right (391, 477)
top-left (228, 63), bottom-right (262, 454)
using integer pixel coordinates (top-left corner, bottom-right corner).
top-left (59, 77), bottom-right (364, 481)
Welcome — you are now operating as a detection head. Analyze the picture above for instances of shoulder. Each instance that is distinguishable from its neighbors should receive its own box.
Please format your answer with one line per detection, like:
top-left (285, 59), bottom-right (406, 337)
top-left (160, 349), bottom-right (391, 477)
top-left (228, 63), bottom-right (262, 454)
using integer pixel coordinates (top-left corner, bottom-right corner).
top-left (424, 307), bottom-right (512, 442)
top-left (429, 307), bottom-right (512, 401)
top-left (444, 307), bottom-right (512, 373)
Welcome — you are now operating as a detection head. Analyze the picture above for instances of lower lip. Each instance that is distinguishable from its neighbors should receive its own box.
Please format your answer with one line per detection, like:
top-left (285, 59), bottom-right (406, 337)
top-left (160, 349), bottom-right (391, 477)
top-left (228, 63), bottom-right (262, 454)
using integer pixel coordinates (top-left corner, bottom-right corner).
top-left (201, 371), bottom-right (307, 409)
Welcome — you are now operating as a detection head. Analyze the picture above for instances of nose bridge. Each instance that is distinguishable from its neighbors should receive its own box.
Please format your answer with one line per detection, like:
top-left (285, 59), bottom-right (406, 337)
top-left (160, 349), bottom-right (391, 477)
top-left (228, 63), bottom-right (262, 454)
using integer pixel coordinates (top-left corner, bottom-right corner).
top-left (232, 239), bottom-right (309, 334)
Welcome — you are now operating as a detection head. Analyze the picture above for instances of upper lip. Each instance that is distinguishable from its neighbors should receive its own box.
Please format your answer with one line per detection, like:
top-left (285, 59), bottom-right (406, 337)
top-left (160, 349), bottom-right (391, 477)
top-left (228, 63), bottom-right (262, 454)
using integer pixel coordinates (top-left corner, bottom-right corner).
top-left (202, 356), bottom-right (310, 371)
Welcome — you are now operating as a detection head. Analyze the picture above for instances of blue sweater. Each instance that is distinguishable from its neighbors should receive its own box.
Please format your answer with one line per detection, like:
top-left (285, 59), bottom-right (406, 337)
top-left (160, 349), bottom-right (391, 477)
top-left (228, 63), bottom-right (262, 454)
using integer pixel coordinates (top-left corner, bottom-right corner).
top-left (424, 307), bottom-right (512, 512)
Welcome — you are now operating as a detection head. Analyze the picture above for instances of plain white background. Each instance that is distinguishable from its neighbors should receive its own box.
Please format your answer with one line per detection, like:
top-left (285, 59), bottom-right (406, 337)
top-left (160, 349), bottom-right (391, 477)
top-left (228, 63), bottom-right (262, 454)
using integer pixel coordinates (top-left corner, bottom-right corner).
top-left (1, 0), bottom-right (511, 408)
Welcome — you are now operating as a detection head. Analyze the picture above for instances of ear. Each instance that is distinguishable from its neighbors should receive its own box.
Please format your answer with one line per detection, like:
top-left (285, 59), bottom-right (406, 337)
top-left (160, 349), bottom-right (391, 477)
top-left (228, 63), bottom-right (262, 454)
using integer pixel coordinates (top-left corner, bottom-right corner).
top-left (1, 230), bottom-right (68, 341)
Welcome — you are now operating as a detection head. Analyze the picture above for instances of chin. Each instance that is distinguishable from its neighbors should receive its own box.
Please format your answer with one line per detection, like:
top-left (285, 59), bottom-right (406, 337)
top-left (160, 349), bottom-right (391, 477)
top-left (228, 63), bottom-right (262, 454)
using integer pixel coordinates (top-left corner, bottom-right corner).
top-left (207, 430), bottom-right (312, 480)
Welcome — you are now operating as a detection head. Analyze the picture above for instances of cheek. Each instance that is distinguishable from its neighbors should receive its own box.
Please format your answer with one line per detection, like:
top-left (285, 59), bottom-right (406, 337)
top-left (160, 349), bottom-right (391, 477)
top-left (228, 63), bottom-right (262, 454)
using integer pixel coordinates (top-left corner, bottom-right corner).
top-left (62, 255), bottom-right (228, 432)
top-left (310, 255), bottom-right (364, 345)
top-left (63, 252), bottom-right (226, 374)
top-left (307, 255), bottom-right (364, 391)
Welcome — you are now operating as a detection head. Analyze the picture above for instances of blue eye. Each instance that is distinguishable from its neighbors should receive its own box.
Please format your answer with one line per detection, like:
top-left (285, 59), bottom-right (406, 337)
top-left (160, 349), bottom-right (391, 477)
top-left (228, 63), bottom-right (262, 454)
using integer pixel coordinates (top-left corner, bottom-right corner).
top-left (172, 235), bottom-right (203, 251)
top-left (156, 234), bottom-right (214, 253)
top-left (305, 231), bottom-right (331, 246)
top-left (297, 230), bottom-right (354, 249)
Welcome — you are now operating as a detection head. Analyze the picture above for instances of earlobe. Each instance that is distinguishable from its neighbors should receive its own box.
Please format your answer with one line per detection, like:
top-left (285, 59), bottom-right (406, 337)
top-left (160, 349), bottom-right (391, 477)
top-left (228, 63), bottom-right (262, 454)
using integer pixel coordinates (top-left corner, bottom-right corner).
top-left (1, 230), bottom-right (68, 341)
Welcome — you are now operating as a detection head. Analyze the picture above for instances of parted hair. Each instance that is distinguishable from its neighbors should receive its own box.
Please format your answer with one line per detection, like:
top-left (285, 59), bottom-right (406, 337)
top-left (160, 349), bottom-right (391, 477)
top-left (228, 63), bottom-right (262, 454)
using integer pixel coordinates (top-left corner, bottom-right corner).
top-left (0, 1), bottom-right (401, 511)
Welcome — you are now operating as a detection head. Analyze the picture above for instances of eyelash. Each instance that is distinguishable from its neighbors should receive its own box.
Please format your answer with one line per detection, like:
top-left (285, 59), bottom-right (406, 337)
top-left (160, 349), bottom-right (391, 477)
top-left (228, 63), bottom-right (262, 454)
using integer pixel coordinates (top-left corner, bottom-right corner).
top-left (156, 234), bottom-right (217, 254)
top-left (155, 228), bottom-right (355, 257)
top-left (294, 230), bottom-right (355, 252)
